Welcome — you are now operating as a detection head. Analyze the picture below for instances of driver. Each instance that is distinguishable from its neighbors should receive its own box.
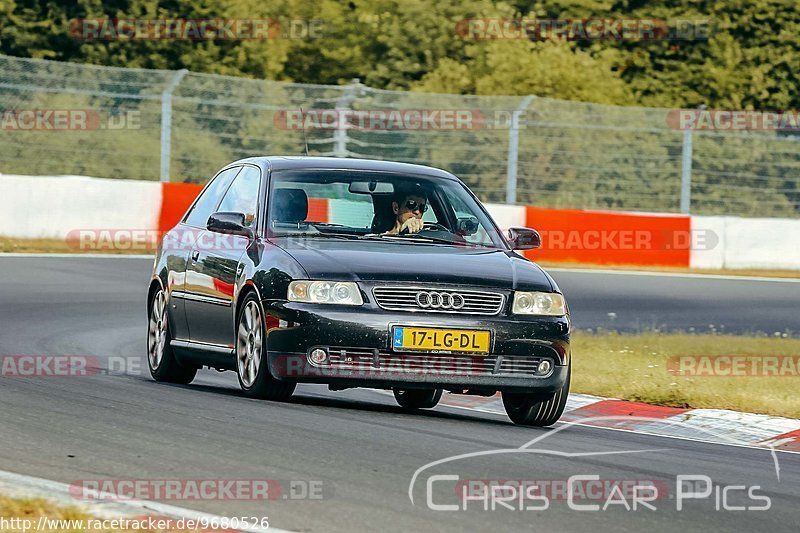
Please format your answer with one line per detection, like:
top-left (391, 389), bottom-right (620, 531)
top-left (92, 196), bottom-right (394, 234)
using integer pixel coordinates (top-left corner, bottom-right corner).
top-left (385, 185), bottom-right (428, 234)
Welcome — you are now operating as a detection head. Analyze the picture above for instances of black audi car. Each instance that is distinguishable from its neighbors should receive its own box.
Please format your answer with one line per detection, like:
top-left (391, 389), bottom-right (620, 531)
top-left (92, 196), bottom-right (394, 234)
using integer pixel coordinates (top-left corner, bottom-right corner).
top-left (147, 157), bottom-right (571, 426)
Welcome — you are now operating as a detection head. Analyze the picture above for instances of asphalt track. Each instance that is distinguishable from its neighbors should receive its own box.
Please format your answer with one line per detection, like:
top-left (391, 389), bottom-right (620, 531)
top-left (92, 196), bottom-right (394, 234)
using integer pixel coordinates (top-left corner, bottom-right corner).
top-left (0, 255), bottom-right (798, 532)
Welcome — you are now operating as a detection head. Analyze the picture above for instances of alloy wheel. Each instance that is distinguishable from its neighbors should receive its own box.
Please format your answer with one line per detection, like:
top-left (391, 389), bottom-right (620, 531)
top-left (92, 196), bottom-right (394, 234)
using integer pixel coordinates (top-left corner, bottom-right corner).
top-left (237, 300), bottom-right (263, 388)
top-left (147, 290), bottom-right (168, 371)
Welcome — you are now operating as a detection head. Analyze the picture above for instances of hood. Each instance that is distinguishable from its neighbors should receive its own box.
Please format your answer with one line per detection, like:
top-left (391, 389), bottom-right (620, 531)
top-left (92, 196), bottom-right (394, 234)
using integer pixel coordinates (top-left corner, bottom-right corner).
top-left (273, 238), bottom-right (554, 292)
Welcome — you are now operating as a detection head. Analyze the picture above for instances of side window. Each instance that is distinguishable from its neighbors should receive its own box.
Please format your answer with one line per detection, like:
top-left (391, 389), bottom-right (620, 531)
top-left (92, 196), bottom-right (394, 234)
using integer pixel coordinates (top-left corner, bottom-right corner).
top-left (448, 191), bottom-right (490, 245)
top-left (184, 167), bottom-right (240, 227)
top-left (217, 166), bottom-right (261, 227)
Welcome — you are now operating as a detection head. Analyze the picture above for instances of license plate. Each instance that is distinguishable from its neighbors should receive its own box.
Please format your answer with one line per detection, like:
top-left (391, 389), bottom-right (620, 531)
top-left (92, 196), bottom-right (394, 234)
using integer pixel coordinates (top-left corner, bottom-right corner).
top-left (392, 327), bottom-right (491, 354)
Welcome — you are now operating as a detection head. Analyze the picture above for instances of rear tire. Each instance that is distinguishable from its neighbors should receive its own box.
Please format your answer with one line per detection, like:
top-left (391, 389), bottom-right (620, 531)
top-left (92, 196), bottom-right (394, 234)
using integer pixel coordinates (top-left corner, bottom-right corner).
top-left (147, 288), bottom-right (197, 384)
top-left (236, 293), bottom-right (295, 401)
top-left (393, 388), bottom-right (443, 409)
top-left (502, 367), bottom-right (570, 427)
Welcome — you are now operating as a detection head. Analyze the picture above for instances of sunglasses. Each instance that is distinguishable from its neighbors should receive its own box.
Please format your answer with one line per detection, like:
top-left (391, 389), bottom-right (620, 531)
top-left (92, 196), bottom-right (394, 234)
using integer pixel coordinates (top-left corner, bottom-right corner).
top-left (404, 200), bottom-right (428, 213)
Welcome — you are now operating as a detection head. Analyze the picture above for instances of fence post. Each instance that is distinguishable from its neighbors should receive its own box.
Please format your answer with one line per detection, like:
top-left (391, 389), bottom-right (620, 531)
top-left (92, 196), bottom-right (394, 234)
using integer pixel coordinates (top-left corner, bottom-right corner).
top-left (506, 95), bottom-right (535, 204)
top-left (680, 128), bottom-right (693, 213)
top-left (333, 79), bottom-right (360, 158)
top-left (160, 69), bottom-right (188, 182)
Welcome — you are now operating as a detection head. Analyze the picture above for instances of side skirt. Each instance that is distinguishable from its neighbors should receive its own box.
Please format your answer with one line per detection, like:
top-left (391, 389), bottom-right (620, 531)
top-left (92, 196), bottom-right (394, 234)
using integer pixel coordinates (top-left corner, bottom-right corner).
top-left (170, 340), bottom-right (236, 371)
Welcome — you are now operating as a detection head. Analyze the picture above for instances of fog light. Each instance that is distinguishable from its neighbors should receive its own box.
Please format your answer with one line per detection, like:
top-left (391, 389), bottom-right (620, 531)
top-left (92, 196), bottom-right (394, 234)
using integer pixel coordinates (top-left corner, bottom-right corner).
top-left (309, 348), bottom-right (328, 365)
top-left (537, 359), bottom-right (552, 375)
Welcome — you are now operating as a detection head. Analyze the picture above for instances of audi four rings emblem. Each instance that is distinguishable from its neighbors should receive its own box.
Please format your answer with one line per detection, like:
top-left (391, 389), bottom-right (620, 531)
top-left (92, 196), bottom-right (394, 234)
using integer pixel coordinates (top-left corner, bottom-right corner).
top-left (415, 291), bottom-right (465, 309)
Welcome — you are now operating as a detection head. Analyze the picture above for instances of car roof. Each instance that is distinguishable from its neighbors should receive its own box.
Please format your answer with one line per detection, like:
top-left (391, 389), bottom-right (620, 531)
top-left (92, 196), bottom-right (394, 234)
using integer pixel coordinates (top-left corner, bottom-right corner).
top-left (230, 156), bottom-right (460, 182)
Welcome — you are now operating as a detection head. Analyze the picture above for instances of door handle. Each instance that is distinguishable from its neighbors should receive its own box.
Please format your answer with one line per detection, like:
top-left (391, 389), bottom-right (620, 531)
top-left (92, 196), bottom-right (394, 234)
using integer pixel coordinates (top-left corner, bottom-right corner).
top-left (191, 250), bottom-right (200, 262)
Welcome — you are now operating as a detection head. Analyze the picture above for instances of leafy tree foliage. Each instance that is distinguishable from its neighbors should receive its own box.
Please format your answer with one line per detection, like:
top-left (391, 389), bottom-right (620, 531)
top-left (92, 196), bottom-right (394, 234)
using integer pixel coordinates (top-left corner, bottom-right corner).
top-left (3, 0), bottom-right (799, 109)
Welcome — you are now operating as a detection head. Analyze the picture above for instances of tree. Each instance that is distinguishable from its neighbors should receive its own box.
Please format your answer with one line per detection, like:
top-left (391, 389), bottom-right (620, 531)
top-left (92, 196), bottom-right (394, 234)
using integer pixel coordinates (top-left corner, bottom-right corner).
top-left (416, 40), bottom-right (630, 104)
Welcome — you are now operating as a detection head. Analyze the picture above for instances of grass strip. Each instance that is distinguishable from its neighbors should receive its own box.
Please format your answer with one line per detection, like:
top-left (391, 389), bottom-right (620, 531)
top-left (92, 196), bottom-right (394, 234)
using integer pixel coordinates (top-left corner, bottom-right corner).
top-left (572, 332), bottom-right (800, 418)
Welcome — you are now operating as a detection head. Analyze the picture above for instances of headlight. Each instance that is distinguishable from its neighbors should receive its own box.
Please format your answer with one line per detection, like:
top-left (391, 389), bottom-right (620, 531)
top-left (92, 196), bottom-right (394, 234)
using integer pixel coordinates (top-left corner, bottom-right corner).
top-left (288, 281), bottom-right (363, 306)
top-left (512, 291), bottom-right (567, 316)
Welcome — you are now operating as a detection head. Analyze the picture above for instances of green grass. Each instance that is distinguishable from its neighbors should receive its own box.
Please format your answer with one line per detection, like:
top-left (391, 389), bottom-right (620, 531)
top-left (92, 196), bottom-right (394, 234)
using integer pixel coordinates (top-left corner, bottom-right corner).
top-left (572, 332), bottom-right (800, 418)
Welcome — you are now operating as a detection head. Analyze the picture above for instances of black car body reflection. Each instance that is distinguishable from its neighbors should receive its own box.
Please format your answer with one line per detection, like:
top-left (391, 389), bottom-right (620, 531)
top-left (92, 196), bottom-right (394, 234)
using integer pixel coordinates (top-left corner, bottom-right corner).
top-left (147, 157), bottom-right (571, 426)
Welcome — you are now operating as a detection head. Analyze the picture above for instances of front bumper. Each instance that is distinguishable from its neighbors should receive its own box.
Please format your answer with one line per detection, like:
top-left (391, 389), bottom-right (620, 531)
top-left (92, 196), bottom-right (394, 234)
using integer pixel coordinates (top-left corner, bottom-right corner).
top-left (263, 301), bottom-right (570, 394)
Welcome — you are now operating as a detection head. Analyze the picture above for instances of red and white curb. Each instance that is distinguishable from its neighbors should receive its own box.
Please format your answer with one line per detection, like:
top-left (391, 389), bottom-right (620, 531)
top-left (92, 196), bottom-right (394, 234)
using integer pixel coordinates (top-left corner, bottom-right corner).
top-left (0, 470), bottom-right (286, 533)
top-left (437, 392), bottom-right (800, 453)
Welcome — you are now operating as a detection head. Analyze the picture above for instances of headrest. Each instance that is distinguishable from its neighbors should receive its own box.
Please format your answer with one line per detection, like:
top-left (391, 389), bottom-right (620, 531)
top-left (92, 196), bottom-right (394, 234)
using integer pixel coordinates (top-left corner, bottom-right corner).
top-left (273, 188), bottom-right (308, 224)
top-left (370, 195), bottom-right (395, 233)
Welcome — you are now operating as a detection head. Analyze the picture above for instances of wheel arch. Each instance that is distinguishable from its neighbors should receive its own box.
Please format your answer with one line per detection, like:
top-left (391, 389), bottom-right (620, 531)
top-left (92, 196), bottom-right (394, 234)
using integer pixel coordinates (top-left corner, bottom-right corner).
top-left (147, 277), bottom-right (165, 316)
top-left (234, 281), bottom-right (262, 323)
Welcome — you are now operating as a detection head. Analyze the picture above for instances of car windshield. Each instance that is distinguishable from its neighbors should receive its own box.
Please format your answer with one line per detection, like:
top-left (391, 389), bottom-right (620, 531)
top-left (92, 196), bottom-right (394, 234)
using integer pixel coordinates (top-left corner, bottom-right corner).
top-left (266, 169), bottom-right (508, 249)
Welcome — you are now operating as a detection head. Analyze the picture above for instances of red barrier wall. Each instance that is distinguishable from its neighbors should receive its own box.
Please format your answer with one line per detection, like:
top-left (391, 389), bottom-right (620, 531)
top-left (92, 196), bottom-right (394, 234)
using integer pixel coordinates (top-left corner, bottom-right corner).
top-left (158, 183), bottom-right (203, 233)
top-left (307, 198), bottom-right (329, 223)
top-left (157, 186), bottom-right (687, 267)
top-left (524, 206), bottom-right (691, 267)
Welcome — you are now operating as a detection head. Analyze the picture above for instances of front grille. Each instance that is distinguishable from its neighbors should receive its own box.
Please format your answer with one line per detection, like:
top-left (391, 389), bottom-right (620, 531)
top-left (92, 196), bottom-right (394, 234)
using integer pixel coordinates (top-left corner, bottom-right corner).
top-left (372, 286), bottom-right (505, 315)
top-left (318, 347), bottom-right (546, 377)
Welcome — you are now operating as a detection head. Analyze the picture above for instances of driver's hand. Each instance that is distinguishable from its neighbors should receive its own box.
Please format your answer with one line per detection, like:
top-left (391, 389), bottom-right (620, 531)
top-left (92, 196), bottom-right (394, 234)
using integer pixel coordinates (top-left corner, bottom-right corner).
top-left (400, 218), bottom-right (424, 234)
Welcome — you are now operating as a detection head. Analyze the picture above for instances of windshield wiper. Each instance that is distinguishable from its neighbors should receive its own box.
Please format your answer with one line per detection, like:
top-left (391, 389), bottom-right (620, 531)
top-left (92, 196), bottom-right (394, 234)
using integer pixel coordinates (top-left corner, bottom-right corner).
top-left (371, 233), bottom-right (464, 246)
top-left (280, 232), bottom-right (362, 240)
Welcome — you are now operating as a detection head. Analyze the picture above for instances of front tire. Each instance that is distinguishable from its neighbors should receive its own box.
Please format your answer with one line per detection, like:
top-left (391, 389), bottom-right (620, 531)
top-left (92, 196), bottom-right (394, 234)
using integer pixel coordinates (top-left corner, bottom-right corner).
top-left (502, 367), bottom-right (571, 427)
top-left (147, 288), bottom-right (197, 384)
top-left (236, 293), bottom-right (295, 401)
top-left (393, 388), bottom-right (443, 409)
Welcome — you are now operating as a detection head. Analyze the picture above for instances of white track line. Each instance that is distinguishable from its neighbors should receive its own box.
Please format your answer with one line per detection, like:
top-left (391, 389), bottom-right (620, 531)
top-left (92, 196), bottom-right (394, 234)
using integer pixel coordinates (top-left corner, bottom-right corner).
top-left (432, 400), bottom-right (800, 456)
top-left (0, 470), bottom-right (289, 533)
top-left (375, 389), bottom-right (800, 455)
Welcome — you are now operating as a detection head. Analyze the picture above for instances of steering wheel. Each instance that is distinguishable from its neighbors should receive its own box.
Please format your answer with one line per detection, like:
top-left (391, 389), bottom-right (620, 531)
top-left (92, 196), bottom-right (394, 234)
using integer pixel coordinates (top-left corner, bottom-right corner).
top-left (421, 222), bottom-right (449, 232)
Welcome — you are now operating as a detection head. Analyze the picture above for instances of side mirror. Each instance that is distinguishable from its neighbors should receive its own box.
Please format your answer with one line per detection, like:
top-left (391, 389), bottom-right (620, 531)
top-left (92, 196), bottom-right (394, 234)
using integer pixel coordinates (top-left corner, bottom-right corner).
top-left (207, 212), bottom-right (253, 238)
top-left (456, 216), bottom-right (479, 236)
top-left (508, 227), bottom-right (541, 250)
